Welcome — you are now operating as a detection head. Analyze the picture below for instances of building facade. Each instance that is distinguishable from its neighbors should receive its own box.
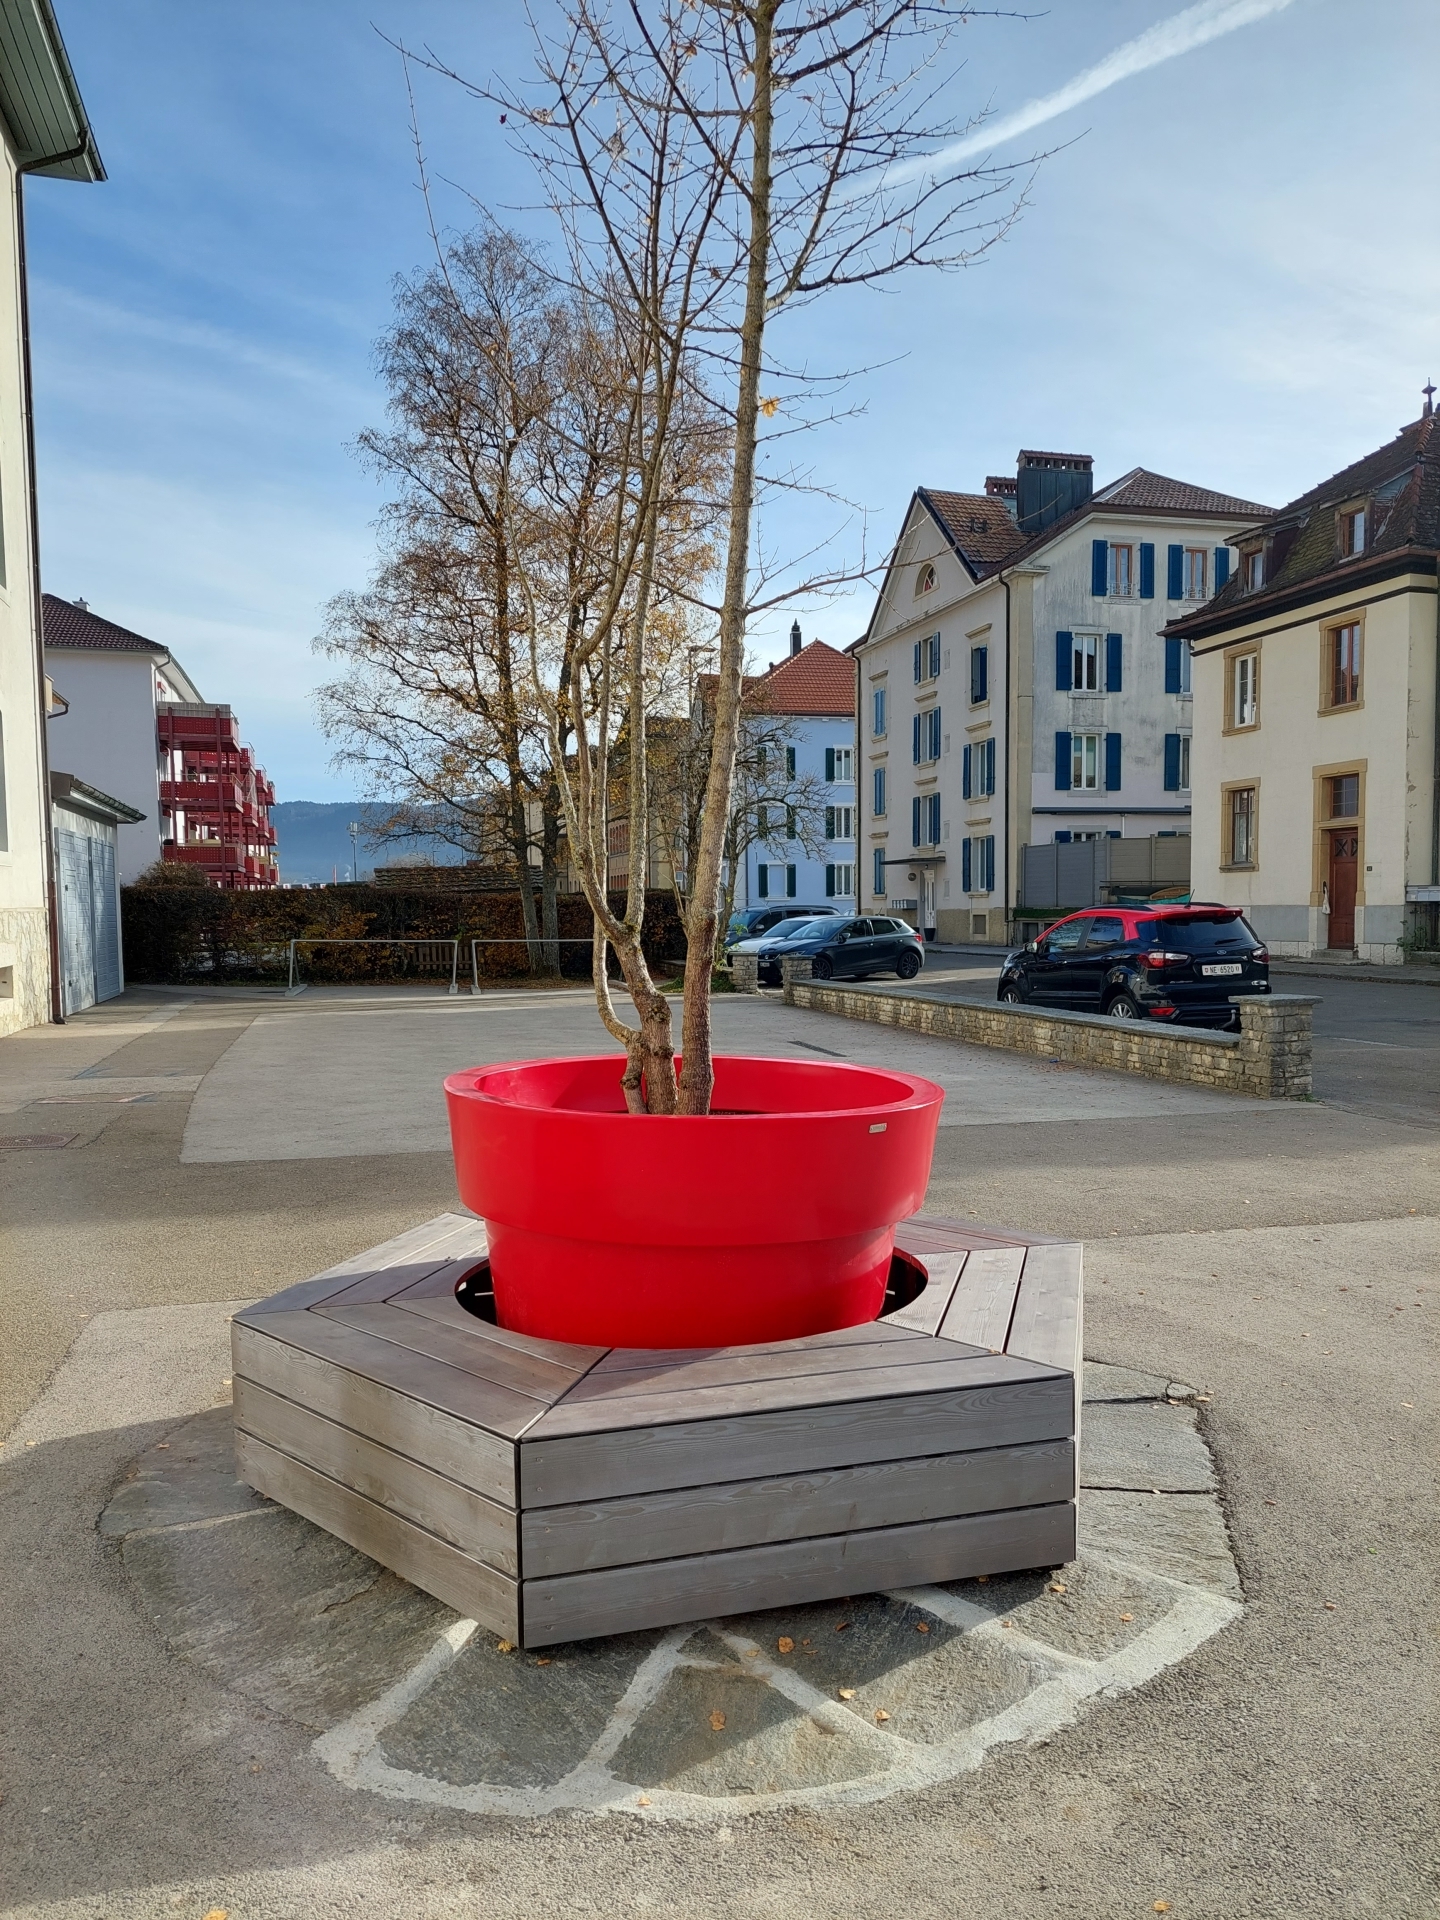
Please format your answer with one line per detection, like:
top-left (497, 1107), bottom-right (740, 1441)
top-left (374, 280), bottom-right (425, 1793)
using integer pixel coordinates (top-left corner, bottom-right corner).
top-left (43, 596), bottom-right (278, 887)
top-left (1168, 403), bottom-right (1439, 965)
top-left (851, 453), bottom-right (1270, 943)
top-left (0, 7), bottom-right (103, 1033)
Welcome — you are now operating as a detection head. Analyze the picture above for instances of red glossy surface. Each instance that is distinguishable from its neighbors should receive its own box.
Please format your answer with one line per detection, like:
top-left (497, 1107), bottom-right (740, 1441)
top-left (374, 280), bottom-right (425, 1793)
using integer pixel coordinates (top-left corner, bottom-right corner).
top-left (443, 1054), bottom-right (944, 1347)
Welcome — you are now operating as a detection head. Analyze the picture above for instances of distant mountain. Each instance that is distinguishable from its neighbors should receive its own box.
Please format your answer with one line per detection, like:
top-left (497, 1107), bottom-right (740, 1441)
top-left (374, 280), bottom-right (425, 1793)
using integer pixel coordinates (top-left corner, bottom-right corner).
top-left (271, 801), bottom-right (467, 885)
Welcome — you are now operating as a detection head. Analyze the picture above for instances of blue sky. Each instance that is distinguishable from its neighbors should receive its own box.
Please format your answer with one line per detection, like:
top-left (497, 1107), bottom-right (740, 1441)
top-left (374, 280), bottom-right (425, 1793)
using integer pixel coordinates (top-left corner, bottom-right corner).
top-left (27, 0), bottom-right (1438, 801)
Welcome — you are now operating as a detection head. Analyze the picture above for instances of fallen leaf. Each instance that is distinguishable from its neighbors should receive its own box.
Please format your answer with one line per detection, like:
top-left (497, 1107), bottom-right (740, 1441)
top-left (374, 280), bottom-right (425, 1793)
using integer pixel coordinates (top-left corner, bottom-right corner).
top-left (1154, 1905), bottom-right (1171, 1914)
top-left (975, 1574), bottom-right (989, 1584)
top-left (496, 1641), bottom-right (515, 1654)
top-left (249, 1762), bottom-right (262, 1774)
top-left (1264, 1498), bottom-right (1277, 1506)
top-left (536, 1657), bottom-right (552, 1666)
top-left (874, 1709), bottom-right (890, 1723)
top-left (838, 1688), bottom-right (856, 1700)
top-left (203, 1911), bottom-right (229, 1920)
top-left (834, 1621), bottom-right (851, 1632)
top-left (1401, 1402), bottom-right (1414, 1409)
top-left (1000, 1620), bottom-right (1013, 1630)
top-left (709, 1709), bottom-right (726, 1731)
top-left (637, 1795), bottom-right (652, 1807)
top-left (777, 1636), bottom-right (794, 1653)
top-left (743, 1649), bottom-right (759, 1659)
top-left (1119, 1613), bottom-right (1134, 1623)
top-left (156, 1443), bottom-right (170, 1451)
top-left (1323, 1601), bottom-right (1336, 1611)
top-left (1047, 1582), bottom-right (1067, 1595)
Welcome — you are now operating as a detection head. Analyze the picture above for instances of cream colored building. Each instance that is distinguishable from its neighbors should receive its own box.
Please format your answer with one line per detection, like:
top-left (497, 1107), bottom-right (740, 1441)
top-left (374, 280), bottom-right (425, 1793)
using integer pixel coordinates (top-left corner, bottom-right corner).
top-left (0, 4), bottom-right (103, 1033)
top-left (1169, 402), bottom-right (1440, 965)
top-left (852, 452), bottom-right (1269, 944)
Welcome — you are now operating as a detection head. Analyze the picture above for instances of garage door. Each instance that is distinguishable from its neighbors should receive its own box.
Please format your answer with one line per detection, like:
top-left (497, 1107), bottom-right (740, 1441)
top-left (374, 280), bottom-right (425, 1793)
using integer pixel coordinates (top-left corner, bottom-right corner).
top-left (56, 829), bottom-right (121, 1014)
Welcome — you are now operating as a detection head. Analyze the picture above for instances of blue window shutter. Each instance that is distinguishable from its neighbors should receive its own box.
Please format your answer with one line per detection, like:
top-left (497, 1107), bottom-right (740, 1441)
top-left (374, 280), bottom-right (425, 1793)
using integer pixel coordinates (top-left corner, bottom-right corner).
top-left (931, 795), bottom-right (942, 843)
top-left (1054, 830), bottom-right (1071, 844)
top-left (1055, 730), bottom-right (1072, 790)
top-left (1139, 543), bottom-right (1155, 599)
top-left (1214, 547), bottom-right (1231, 589)
top-left (1105, 732), bottom-right (1122, 791)
top-left (912, 713), bottom-right (921, 764)
top-left (984, 836), bottom-right (995, 892)
top-left (961, 743), bottom-right (972, 800)
top-left (1163, 733), bottom-right (1181, 791)
top-left (971, 645), bottom-right (988, 704)
top-left (757, 864), bottom-right (769, 898)
top-left (873, 767), bottom-right (885, 816)
top-left (913, 641), bottom-right (922, 683)
top-left (825, 864), bottom-right (835, 897)
top-left (932, 708), bottom-right (942, 759)
top-left (1167, 544), bottom-right (1184, 599)
top-left (961, 838), bottom-right (972, 892)
top-left (1091, 540), bottom-right (1108, 596)
top-left (1107, 829), bottom-right (1121, 840)
top-left (1164, 636), bottom-right (1183, 694)
top-left (787, 864), bottom-right (797, 897)
top-left (1055, 631), bottom-right (1073, 691)
top-left (912, 796), bottom-right (921, 845)
top-left (986, 737), bottom-right (997, 795)
top-left (825, 805), bottom-right (835, 838)
top-left (1106, 632), bottom-right (1123, 692)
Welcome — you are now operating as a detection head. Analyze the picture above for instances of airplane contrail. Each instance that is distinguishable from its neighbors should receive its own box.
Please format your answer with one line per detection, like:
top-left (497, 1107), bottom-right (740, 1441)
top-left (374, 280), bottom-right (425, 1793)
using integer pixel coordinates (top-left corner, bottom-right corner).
top-left (885, 0), bottom-right (1299, 186)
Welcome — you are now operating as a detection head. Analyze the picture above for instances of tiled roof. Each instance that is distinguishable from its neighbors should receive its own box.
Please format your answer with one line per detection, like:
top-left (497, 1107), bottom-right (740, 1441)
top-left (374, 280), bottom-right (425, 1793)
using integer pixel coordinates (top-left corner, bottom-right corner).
top-left (752, 640), bottom-right (855, 715)
top-left (920, 488), bottom-right (1027, 570)
top-left (1171, 412), bottom-right (1440, 629)
top-left (42, 593), bottom-right (166, 653)
top-left (1093, 468), bottom-right (1273, 517)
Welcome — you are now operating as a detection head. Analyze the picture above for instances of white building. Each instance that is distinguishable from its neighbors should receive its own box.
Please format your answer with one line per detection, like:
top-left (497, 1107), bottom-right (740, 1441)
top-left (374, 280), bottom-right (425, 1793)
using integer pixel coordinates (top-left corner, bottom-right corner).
top-left (0, 6), bottom-right (103, 1033)
top-left (851, 453), bottom-right (1271, 943)
top-left (737, 631), bottom-right (858, 910)
top-left (42, 594), bottom-right (203, 883)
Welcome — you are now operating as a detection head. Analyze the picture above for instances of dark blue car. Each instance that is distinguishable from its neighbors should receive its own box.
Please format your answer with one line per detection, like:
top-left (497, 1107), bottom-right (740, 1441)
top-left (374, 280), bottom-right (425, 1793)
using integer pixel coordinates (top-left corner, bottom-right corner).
top-left (748, 914), bottom-right (925, 986)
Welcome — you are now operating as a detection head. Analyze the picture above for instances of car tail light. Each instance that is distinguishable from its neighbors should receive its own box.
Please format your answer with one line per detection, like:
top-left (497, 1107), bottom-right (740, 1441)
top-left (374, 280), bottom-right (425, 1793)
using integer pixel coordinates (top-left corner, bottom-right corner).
top-left (1148, 1005), bottom-right (1177, 1016)
top-left (1145, 950), bottom-right (1187, 969)
top-left (1253, 947), bottom-right (1269, 963)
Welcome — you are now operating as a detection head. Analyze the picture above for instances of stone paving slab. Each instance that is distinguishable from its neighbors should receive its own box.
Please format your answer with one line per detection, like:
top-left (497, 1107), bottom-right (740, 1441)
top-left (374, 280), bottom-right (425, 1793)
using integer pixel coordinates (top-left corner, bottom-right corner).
top-left (1079, 1400), bottom-right (1218, 1493)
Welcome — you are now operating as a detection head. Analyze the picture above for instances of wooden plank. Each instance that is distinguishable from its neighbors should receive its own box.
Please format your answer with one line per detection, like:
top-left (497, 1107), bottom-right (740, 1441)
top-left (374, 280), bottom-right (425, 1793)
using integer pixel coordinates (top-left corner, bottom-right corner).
top-left (590, 1317), bottom-right (927, 1374)
top-left (520, 1363), bottom-right (1073, 1505)
top-left (321, 1254), bottom-right (487, 1309)
top-left (900, 1212), bottom-right (1068, 1250)
top-left (388, 1289), bottom-right (608, 1371)
top-left (939, 1245), bottom-right (1025, 1353)
top-left (561, 1330), bottom-right (980, 1406)
top-left (522, 1437), bottom-right (1074, 1578)
top-left (884, 1250), bottom-right (967, 1335)
top-left (234, 1377), bottom-right (518, 1576)
top-left (521, 1500), bottom-right (1076, 1648)
top-left (534, 1347), bottom-right (1013, 1437)
top-left (231, 1319), bottom-right (518, 1504)
top-left (316, 1301), bottom-right (579, 1406)
top-left (232, 1310), bottom-right (547, 1443)
top-left (240, 1214), bottom-right (487, 1317)
top-left (1006, 1243), bottom-right (1084, 1378)
top-left (236, 1430), bottom-right (518, 1640)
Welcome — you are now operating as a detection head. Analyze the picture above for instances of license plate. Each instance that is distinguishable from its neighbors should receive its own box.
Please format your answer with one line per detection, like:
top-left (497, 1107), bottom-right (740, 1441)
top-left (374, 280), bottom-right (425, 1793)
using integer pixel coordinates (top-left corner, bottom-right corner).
top-left (1202, 962), bottom-right (1243, 976)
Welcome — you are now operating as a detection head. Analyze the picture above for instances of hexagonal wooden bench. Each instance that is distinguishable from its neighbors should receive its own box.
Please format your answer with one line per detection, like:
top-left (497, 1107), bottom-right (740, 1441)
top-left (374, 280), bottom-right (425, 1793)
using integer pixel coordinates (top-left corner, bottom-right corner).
top-left (231, 1213), bottom-right (1082, 1649)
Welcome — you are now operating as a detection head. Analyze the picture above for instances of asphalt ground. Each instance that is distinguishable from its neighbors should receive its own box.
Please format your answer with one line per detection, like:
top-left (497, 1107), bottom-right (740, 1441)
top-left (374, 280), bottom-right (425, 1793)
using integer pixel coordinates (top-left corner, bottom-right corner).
top-left (0, 983), bottom-right (1436, 1918)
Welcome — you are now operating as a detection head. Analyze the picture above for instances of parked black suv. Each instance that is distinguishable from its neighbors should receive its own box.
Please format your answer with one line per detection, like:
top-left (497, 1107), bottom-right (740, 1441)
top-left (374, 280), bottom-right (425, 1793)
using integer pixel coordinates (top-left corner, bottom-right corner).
top-left (748, 914), bottom-right (925, 986)
top-left (996, 905), bottom-right (1270, 1029)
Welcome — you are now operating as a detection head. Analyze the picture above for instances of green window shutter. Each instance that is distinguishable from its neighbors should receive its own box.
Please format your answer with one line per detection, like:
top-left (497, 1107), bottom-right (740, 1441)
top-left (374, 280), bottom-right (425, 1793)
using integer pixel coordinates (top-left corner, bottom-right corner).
top-left (757, 864), bottom-right (769, 899)
top-left (825, 864), bottom-right (835, 897)
top-left (1055, 730), bottom-right (1072, 791)
top-left (786, 864), bottom-right (796, 897)
top-left (1091, 540), bottom-right (1108, 595)
top-left (825, 747), bottom-right (835, 781)
top-left (1055, 631), bottom-right (1073, 690)
top-left (825, 805), bottom-right (835, 838)
top-left (1139, 543), bottom-right (1155, 598)
top-left (785, 746), bottom-right (796, 777)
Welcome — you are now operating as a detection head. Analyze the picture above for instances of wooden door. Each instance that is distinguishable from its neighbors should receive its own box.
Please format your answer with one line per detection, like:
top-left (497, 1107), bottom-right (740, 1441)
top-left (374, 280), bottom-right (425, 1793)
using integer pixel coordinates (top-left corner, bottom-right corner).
top-left (1328, 830), bottom-right (1358, 948)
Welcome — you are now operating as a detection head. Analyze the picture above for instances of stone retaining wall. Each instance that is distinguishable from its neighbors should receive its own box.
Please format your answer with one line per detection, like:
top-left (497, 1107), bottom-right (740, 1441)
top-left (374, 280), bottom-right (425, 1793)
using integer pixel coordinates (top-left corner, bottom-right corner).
top-left (782, 976), bottom-right (1319, 1099)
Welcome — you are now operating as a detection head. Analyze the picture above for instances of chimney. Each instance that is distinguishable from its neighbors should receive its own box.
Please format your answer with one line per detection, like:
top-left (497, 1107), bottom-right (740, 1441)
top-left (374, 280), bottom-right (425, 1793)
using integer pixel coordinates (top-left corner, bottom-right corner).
top-left (1015, 450), bottom-right (1094, 537)
top-left (789, 619), bottom-right (802, 656)
top-left (984, 475), bottom-right (1018, 522)
top-left (73, 596), bottom-right (89, 611)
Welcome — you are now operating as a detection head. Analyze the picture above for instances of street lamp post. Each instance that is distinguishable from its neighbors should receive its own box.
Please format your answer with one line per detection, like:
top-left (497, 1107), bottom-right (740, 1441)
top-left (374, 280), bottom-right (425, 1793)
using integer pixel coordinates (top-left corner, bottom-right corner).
top-left (348, 820), bottom-right (360, 884)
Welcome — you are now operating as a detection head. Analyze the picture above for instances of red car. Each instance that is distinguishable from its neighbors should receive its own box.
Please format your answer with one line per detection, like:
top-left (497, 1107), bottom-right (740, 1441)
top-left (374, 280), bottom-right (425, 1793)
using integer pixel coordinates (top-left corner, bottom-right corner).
top-left (997, 905), bottom-right (1270, 1030)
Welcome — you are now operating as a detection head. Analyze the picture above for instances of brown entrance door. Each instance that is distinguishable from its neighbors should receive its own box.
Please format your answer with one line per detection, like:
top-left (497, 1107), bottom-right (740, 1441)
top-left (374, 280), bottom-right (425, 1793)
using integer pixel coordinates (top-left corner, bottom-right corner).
top-left (1328, 830), bottom-right (1358, 948)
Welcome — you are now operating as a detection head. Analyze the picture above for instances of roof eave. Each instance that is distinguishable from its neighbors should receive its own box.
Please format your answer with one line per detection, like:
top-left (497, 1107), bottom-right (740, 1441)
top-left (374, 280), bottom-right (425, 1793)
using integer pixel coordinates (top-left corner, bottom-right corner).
top-left (1164, 546), bottom-right (1440, 640)
top-left (0, 0), bottom-right (104, 181)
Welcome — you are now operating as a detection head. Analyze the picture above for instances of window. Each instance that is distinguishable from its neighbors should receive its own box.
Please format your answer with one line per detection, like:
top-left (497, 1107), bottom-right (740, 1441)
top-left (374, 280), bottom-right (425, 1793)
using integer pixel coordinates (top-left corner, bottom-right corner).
top-left (1231, 652), bottom-right (1258, 728)
top-left (1087, 915), bottom-right (1125, 949)
top-left (1183, 548), bottom-right (1208, 599)
top-left (756, 803), bottom-right (770, 836)
top-left (832, 746), bottom-right (853, 782)
top-left (873, 848), bottom-right (887, 898)
top-left (825, 805), bottom-right (855, 840)
top-left (1071, 732), bottom-right (1102, 790)
top-left (916, 562), bottom-right (936, 596)
top-left (1072, 633), bottom-right (1101, 692)
top-left (969, 645), bottom-right (989, 704)
top-left (1164, 733), bottom-right (1192, 792)
top-left (825, 862), bottom-right (855, 897)
top-left (1327, 622), bottom-right (1361, 708)
top-left (1329, 772), bottom-right (1359, 819)
top-left (913, 633), bottom-right (940, 682)
top-left (1107, 544), bottom-right (1134, 596)
top-left (912, 706), bottom-right (942, 764)
top-left (1339, 507), bottom-right (1366, 558)
top-left (912, 793), bottom-right (941, 846)
top-left (872, 686), bottom-right (887, 738)
top-left (785, 805), bottom-right (797, 839)
top-left (873, 767), bottom-right (886, 817)
top-left (1227, 787), bottom-right (1257, 867)
top-left (963, 735), bottom-right (997, 801)
top-left (1243, 548), bottom-right (1264, 592)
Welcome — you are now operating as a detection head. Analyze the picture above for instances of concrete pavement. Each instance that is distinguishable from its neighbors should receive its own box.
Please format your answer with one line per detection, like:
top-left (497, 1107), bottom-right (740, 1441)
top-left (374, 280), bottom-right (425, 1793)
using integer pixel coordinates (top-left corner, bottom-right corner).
top-left (0, 982), bottom-right (1435, 1918)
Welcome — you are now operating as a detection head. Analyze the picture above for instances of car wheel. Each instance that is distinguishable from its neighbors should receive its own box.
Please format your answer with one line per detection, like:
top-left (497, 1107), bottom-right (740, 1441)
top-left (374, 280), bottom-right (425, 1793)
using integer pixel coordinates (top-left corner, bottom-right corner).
top-left (1107, 992), bottom-right (1142, 1020)
top-left (999, 984), bottom-right (1025, 1004)
top-left (895, 950), bottom-right (922, 980)
top-left (812, 954), bottom-right (834, 981)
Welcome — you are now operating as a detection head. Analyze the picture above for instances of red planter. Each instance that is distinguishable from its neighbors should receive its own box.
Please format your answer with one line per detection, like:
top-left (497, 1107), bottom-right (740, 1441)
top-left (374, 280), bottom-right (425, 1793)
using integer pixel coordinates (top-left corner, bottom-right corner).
top-left (444, 1054), bottom-right (944, 1348)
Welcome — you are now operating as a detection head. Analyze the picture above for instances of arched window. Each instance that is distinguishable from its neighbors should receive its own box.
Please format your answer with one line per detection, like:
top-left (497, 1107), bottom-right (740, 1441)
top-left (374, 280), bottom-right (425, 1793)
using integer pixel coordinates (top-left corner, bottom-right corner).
top-left (915, 562), bottom-right (936, 596)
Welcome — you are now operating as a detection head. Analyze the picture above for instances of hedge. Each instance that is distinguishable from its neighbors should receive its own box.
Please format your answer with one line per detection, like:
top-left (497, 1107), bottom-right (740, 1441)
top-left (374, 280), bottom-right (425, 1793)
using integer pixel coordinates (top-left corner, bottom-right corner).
top-left (120, 884), bottom-right (688, 986)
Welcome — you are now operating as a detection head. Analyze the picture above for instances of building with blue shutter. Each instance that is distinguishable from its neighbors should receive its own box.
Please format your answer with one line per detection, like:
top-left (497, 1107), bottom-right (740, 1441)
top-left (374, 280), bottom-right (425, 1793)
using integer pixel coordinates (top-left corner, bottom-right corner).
top-left (850, 453), bottom-right (1271, 942)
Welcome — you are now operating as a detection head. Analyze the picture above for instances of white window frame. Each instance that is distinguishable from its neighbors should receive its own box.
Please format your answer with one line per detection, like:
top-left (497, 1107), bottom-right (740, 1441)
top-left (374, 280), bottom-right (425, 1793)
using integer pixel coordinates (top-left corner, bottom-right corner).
top-left (832, 746), bottom-right (853, 782)
top-left (828, 862), bottom-right (856, 897)
top-left (1072, 632), bottom-right (1102, 692)
top-left (1071, 732), bottom-right (1102, 791)
top-left (828, 805), bottom-right (855, 841)
top-left (1182, 547), bottom-right (1208, 600)
top-left (1233, 653), bottom-right (1258, 728)
top-left (1107, 544), bottom-right (1134, 597)
top-left (1177, 733), bottom-right (1191, 793)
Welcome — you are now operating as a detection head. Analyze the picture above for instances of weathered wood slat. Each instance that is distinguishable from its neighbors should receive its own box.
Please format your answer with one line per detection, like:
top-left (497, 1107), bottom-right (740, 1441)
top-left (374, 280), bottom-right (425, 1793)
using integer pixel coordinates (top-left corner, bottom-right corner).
top-left (238, 1214), bottom-right (487, 1317)
top-left (388, 1289), bottom-right (608, 1371)
top-left (884, 1250), bottom-right (967, 1335)
top-left (898, 1214), bottom-right (1067, 1250)
top-left (520, 1365), bottom-right (1073, 1505)
top-left (591, 1317), bottom-right (926, 1374)
top-left (561, 1330), bottom-right (982, 1406)
top-left (521, 1437), bottom-right (1074, 1577)
top-left (939, 1245), bottom-right (1025, 1353)
top-left (232, 1310), bottom-right (547, 1442)
top-left (321, 1254), bottom-right (486, 1309)
top-left (236, 1430), bottom-right (518, 1639)
top-left (231, 1319), bottom-right (518, 1504)
top-left (532, 1347), bottom-right (1021, 1437)
top-left (316, 1301), bottom-right (579, 1406)
top-left (234, 1377), bottom-right (517, 1576)
top-left (521, 1500), bottom-right (1077, 1647)
top-left (1007, 1243), bottom-right (1084, 1378)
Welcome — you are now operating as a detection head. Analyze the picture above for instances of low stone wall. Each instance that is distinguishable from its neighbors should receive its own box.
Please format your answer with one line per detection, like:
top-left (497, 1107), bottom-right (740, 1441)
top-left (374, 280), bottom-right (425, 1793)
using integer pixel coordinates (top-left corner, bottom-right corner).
top-left (782, 979), bottom-right (1319, 1099)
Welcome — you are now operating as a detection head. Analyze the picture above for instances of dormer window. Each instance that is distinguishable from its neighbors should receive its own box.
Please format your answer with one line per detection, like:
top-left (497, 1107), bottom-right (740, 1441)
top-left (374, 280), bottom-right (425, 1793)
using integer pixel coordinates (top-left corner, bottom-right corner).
top-left (1339, 505), bottom-right (1366, 558)
top-left (915, 562), bottom-right (936, 596)
top-left (1243, 547), bottom-right (1265, 592)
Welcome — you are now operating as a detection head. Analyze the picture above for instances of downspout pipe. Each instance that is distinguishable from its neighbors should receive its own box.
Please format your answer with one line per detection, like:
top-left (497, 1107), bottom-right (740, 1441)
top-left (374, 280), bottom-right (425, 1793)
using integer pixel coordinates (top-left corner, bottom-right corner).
top-left (1000, 570), bottom-right (1013, 941)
